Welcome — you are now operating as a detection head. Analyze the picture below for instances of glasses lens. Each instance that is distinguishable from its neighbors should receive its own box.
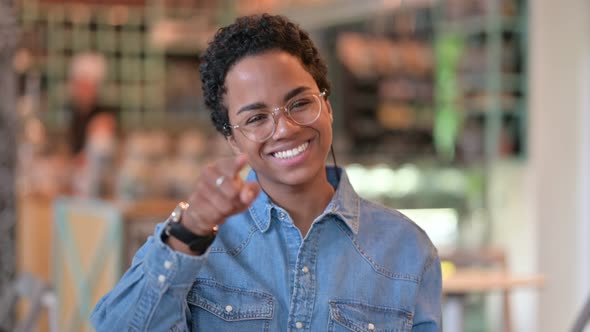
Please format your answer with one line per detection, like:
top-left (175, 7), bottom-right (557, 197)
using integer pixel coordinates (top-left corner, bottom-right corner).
top-left (237, 112), bottom-right (275, 142)
top-left (287, 94), bottom-right (321, 125)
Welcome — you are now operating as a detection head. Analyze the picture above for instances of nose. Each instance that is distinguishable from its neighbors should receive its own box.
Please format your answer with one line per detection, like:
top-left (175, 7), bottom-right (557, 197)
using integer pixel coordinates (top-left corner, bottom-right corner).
top-left (271, 107), bottom-right (301, 139)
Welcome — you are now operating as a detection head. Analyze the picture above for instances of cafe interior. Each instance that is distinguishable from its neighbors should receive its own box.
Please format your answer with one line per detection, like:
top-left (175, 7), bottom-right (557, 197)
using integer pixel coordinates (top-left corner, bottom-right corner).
top-left (0, 0), bottom-right (589, 331)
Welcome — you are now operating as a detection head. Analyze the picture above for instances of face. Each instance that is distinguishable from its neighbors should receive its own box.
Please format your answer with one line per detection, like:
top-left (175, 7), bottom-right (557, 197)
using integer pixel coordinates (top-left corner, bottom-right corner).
top-left (224, 50), bottom-right (333, 190)
top-left (70, 78), bottom-right (99, 110)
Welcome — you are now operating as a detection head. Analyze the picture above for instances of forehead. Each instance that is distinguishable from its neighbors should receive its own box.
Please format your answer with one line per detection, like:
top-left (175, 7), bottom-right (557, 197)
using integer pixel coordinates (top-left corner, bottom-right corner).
top-left (224, 50), bottom-right (317, 106)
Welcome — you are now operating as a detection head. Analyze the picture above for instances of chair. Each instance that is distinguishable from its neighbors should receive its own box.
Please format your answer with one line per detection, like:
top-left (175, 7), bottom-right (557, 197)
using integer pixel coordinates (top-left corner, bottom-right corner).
top-left (440, 247), bottom-right (512, 332)
top-left (0, 272), bottom-right (58, 332)
top-left (53, 197), bottom-right (123, 332)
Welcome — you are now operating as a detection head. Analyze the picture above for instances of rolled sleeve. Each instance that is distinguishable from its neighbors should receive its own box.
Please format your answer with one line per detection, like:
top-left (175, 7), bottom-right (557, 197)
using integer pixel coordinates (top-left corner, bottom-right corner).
top-left (91, 221), bottom-right (209, 331)
top-left (143, 222), bottom-right (210, 287)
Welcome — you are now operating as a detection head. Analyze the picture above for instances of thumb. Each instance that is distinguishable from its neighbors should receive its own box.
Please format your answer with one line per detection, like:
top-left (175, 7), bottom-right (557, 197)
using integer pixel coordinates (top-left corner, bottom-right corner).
top-left (240, 181), bottom-right (261, 206)
top-left (230, 154), bottom-right (249, 176)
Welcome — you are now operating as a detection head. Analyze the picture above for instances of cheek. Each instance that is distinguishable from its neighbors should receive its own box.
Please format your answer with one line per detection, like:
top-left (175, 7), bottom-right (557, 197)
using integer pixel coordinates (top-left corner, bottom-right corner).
top-left (236, 139), bottom-right (265, 157)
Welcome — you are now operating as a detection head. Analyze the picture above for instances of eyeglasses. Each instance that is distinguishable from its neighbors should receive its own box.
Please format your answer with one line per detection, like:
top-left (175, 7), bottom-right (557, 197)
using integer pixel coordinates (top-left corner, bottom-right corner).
top-left (225, 90), bottom-right (327, 143)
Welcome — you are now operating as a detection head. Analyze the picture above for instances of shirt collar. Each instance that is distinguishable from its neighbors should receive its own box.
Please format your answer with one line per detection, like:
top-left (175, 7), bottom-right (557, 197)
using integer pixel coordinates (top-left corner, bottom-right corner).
top-left (246, 166), bottom-right (361, 234)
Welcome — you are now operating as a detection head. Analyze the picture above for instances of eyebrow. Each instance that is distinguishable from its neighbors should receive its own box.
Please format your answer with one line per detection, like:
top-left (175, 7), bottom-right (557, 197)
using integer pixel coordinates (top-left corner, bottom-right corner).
top-left (283, 86), bottom-right (311, 103)
top-left (236, 86), bottom-right (312, 115)
top-left (236, 102), bottom-right (266, 115)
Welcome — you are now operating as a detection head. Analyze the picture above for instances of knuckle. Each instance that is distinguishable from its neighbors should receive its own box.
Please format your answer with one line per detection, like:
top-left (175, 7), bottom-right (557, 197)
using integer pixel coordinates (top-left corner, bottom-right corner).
top-left (187, 193), bottom-right (198, 205)
top-left (219, 204), bottom-right (233, 216)
top-left (210, 209), bottom-right (224, 223)
top-left (205, 162), bottom-right (215, 170)
top-left (203, 164), bottom-right (217, 177)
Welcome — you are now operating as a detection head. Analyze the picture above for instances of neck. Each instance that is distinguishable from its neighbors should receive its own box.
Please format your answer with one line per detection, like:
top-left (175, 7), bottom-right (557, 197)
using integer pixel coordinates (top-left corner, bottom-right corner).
top-left (261, 169), bottom-right (335, 237)
top-left (74, 100), bottom-right (94, 114)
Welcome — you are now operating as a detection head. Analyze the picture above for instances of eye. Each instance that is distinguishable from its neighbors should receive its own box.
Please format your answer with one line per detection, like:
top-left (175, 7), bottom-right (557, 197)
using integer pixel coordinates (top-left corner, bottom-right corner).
top-left (244, 112), bottom-right (270, 126)
top-left (289, 97), bottom-right (313, 112)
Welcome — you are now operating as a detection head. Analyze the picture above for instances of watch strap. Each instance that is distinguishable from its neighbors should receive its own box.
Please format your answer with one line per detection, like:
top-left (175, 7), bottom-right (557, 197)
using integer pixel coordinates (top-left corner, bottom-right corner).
top-left (166, 222), bottom-right (217, 252)
top-left (161, 201), bottom-right (218, 253)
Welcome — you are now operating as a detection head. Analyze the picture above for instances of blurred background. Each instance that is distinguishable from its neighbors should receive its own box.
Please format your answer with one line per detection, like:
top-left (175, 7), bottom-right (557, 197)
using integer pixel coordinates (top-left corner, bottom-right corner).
top-left (0, 0), bottom-right (588, 331)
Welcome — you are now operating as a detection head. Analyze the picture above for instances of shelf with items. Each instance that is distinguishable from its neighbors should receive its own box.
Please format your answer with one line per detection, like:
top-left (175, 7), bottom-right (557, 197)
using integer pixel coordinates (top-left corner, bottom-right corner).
top-left (433, 0), bottom-right (528, 164)
top-left (437, 15), bottom-right (524, 36)
top-left (432, 0), bottom-right (529, 254)
top-left (16, 0), bottom-right (227, 132)
top-left (436, 0), bottom-right (527, 159)
top-left (327, 6), bottom-right (438, 162)
top-left (319, 0), bottom-right (528, 258)
top-left (17, 1), bottom-right (168, 130)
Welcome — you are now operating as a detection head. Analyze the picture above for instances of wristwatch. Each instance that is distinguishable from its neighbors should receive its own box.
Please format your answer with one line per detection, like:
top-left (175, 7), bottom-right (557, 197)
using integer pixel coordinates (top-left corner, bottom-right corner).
top-left (161, 202), bottom-right (218, 252)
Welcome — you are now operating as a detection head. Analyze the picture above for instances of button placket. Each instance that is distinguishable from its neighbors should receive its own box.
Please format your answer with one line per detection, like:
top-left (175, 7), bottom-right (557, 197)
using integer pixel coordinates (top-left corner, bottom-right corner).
top-left (288, 222), bottom-right (321, 332)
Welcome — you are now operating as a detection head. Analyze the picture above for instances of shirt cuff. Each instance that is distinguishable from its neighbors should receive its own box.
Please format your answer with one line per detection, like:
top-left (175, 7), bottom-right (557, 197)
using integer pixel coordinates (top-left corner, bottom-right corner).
top-left (142, 221), bottom-right (209, 287)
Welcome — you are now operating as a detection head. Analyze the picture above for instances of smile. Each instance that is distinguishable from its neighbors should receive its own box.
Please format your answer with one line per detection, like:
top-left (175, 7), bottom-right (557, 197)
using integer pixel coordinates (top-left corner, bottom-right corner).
top-left (272, 141), bottom-right (309, 159)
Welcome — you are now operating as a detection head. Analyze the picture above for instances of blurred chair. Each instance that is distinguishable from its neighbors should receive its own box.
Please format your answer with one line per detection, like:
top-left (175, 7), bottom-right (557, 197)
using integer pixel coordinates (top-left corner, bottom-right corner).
top-left (53, 198), bottom-right (123, 332)
top-left (440, 247), bottom-right (512, 332)
top-left (120, 198), bottom-right (177, 267)
top-left (16, 194), bottom-right (53, 332)
top-left (0, 272), bottom-right (58, 332)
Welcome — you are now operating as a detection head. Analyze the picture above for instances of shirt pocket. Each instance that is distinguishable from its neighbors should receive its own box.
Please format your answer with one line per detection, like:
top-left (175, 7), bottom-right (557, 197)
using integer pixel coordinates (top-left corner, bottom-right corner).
top-left (328, 300), bottom-right (413, 332)
top-left (187, 280), bottom-right (274, 332)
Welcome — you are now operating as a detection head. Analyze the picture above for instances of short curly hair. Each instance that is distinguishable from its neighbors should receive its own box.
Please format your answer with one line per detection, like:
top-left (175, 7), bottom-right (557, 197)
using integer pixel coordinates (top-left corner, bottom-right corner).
top-left (199, 14), bottom-right (331, 137)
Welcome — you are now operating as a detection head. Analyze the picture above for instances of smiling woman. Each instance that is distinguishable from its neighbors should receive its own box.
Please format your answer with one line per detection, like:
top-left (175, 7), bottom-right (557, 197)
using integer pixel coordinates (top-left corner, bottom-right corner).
top-left (91, 14), bottom-right (442, 332)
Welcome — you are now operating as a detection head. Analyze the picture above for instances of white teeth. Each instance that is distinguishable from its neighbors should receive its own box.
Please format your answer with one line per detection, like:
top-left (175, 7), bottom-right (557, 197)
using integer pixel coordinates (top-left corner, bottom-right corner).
top-left (273, 142), bottom-right (309, 159)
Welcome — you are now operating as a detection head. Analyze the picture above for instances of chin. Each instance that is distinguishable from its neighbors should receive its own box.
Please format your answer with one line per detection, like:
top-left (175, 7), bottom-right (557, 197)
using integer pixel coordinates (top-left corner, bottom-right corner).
top-left (275, 163), bottom-right (326, 187)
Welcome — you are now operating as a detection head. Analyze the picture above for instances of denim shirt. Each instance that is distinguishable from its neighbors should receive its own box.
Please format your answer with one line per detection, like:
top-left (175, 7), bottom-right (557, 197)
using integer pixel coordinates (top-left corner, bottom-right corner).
top-left (91, 167), bottom-right (442, 332)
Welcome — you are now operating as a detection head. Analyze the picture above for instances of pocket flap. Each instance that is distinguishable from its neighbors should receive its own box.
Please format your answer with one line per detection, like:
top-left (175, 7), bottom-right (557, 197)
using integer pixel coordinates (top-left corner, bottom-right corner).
top-left (187, 280), bottom-right (274, 321)
top-left (329, 300), bottom-right (412, 332)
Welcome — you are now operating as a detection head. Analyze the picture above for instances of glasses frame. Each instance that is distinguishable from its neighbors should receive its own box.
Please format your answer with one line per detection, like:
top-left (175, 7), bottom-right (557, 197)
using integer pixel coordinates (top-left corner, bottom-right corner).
top-left (225, 90), bottom-right (327, 143)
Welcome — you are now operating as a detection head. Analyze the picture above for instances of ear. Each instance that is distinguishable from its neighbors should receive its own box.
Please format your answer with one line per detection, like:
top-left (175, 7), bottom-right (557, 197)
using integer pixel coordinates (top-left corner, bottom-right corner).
top-left (226, 135), bottom-right (242, 155)
top-left (326, 100), bottom-right (334, 123)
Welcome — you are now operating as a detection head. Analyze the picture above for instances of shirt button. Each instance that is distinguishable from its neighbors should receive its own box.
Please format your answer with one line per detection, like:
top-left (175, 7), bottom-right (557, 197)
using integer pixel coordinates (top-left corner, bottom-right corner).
top-left (302, 266), bottom-right (309, 273)
top-left (295, 321), bottom-right (303, 329)
top-left (279, 212), bottom-right (287, 219)
top-left (225, 305), bottom-right (233, 313)
top-left (164, 260), bottom-right (172, 269)
top-left (368, 323), bottom-right (375, 330)
top-left (157, 275), bottom-right (166, 283)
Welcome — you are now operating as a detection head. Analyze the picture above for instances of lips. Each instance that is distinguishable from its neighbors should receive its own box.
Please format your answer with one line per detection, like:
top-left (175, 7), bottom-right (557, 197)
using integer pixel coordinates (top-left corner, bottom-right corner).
top-left (271, 141), bottom-right (310, 159)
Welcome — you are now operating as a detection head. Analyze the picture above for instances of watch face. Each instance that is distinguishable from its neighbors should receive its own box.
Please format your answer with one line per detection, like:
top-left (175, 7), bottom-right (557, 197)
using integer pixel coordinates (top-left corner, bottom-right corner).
top-left (170, 206), bottom-right (182, 223)
top-left (171, 202), bottom-right (189, 223)
top-left (165, 202), bottom-right (216, 253)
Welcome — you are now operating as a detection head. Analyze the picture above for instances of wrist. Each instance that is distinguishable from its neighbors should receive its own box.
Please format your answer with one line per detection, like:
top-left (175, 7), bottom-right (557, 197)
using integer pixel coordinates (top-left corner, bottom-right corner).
top-left (161, 202), bottom-right (218, 254)
top-left (163, 234), bottom-right (204, 256)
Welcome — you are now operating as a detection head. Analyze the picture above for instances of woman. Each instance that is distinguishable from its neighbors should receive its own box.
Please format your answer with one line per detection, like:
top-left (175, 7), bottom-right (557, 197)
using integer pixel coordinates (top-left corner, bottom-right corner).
top-left (92, 14), bottom-right (441, 331)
